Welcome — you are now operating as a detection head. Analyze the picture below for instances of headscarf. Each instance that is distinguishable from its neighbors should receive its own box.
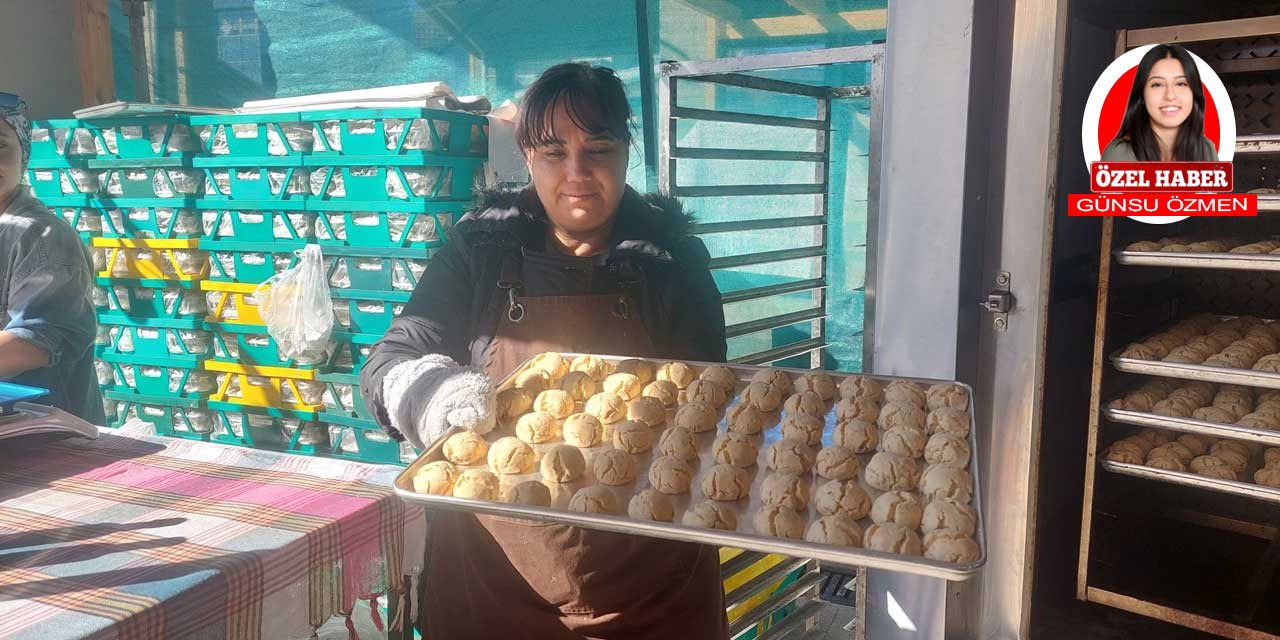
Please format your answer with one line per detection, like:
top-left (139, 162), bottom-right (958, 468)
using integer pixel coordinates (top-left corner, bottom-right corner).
top-left (0, 95), bottom-right (32, 170)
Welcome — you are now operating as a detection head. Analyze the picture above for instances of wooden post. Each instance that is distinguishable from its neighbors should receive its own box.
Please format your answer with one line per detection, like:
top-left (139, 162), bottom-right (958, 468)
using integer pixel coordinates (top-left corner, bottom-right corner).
top-left (73, 0), bottom-right (115, 108)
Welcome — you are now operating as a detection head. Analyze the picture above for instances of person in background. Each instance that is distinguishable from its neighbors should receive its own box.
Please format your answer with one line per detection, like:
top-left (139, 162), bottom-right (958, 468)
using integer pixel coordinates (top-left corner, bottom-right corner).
top-left (360, 63), bottom-right (729, 638)
top-left (0, 93), bottom-right (103, 423)
top-left (1102, 43), bottom-right (1219, 162)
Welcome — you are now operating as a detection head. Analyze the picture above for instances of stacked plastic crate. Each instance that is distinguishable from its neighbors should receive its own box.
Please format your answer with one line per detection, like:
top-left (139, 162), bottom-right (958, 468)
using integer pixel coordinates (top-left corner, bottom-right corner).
top-left (27, 116), bottom-right (216, 438)
top-left (191, 108), bottom-right (487, 463)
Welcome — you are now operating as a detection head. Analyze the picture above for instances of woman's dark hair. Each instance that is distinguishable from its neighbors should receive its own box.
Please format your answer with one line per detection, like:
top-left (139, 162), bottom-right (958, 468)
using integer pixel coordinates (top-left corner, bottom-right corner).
top-left (1116, 43), bottom-right (1211, 161)
top-left (516, 62), bottom-right (632, 151)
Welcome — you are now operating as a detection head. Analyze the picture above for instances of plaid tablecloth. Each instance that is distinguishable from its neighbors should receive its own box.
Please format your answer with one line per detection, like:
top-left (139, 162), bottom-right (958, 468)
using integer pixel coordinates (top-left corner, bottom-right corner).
top-left (0, 425), bottom-right (420, 640)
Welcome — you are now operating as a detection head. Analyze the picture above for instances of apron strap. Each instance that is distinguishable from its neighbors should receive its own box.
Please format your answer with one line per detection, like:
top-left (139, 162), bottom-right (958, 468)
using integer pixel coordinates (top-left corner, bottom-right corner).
top-left (497, 250), bottom-right (525, 323)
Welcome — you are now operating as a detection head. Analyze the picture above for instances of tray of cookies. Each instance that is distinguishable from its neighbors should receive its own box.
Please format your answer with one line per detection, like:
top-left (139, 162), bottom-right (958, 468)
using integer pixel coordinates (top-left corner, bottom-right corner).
top-left (1099, 425), bottom-right (1280, 502)
top-left (1109, 314), bottom-right (1280, 390)
top-left (392, 353), bottom-right (986, 582)
top-left (1103, 378), bottom-right (1280, 448)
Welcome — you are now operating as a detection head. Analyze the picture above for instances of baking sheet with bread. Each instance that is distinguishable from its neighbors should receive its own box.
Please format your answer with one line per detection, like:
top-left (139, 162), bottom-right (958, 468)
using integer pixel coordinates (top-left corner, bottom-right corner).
top-left (393, 353), bottom-right (986, 580)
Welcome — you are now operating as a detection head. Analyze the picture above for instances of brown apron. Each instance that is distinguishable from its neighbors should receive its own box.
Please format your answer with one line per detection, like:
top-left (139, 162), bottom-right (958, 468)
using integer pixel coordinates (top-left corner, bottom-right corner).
top-left (418, 256), bottom-right (728, 640)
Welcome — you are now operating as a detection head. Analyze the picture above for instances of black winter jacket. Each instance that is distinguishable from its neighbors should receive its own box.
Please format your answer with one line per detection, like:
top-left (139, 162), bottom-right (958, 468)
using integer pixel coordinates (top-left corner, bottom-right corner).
top-left (359, 186), bottom-right (728, 441)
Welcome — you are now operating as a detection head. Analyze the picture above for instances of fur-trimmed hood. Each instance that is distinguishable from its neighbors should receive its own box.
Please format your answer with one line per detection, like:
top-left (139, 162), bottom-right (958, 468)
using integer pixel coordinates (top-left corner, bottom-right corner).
top-left (457, 186), bottom-right (699, 260)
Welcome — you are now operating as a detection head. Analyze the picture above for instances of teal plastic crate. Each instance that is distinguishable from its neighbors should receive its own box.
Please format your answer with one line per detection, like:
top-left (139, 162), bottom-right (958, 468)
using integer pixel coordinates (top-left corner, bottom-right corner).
top-left (315, 370), bottom-right (369, 420)
top-left (95, 278), bottom-right (206, 320)
top-left (200, 209), bottom-right (316, 243)
top-left (79, 116), bottom-right (199, 163)
top-left (103, 391), bottom-right (208, 432)
top-left (313, 204), bottom-right (459, 250)
top-left (198, 165), bottom-right (309, 207)
top-left (94, 167), bottom-right (205, 199)
top-left (25, 165), bottom-right (100, 198)
top-left (187, 112), bottom-right (312, 158)
top-left (206, 323), bottom-right (327, 370)
top-left (29, 119), bottom-right (97, 163)
top-left (100, 318), bottom-right (212, 359)
top-left (324, 248), bottom-right (433, 293)
top-left (98, 200), bottom-right (202, 239)
top-left (100, 352), bottom-right (213, 400)
top-left (49, 203), bottom-right (106, 240)
top-left (206, 400), bottom-right (324, 452)
top-left (319, 413), bottom-right (404, 465)
top-left (202, 240), bottom-right (305, 283)
top-left (331, 290), bottom-right (410, 335)
top-left (304, 161), bottom-right (481, 205)
top-left (324, 331), bottom-right (378, 375)
top-left (299, 107), bottom-right (487, 158)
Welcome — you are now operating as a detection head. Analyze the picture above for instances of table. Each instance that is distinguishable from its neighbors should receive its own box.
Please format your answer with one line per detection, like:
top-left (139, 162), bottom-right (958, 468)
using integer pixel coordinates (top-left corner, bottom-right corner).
top-left (0, 425), bottom-right (421, 640)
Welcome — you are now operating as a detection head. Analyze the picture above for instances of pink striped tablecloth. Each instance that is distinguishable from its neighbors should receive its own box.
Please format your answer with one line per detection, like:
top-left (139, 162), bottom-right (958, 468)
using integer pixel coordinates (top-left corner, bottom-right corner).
top-left (0, 425), bottom-right (419, 640)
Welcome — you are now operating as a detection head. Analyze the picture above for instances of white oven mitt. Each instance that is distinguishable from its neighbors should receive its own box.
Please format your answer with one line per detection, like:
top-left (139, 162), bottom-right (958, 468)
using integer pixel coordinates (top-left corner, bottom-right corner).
top-left (382, 354), bottom-right (496, 451)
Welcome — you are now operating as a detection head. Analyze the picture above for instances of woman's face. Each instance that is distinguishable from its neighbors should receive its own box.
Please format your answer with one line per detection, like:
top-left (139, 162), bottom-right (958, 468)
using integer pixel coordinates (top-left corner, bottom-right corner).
top-left (524, 101), bottom-right (629, 237)
top-left (1143, 56), bottom-right (1194, 132)
top-left (0, 121), bottom-right (23, 203)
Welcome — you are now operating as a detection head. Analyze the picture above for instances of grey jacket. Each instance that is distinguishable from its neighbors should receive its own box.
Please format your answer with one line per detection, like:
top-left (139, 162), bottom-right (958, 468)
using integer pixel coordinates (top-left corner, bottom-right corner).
top-left (0, 191), bottom-right (103, 423)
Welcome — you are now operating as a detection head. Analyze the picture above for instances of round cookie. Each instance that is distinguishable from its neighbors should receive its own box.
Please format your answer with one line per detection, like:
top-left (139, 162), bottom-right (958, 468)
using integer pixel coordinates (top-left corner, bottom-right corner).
top-left (684, 380), bottom-right (729, 408)
top-left (924, 432), bottom-right (971, 468)
top-left (497, 388), bottom-right (533, 422)
top-left (784, 391), bottom-right (826, 418)
top-left (880, 426), bottom-right (928, 459)
top-left (864, 522), bottom-right (923, 556)
top-left (927, 407), bottom-right (970, 437)
top-left (839, 375), bottom-right (883, 403)
top-left (656, 361), bottom-right (695, 389)
top-left (919, 465), bottom-right (974, 503)
top-left (753, 505), bottom-right (804, 539)
top-left (870, 490), bottom-right (924, 529)
top-left (796, 372), bottom-right (837, 401)
top-left (701, 464), bottom-right (751, 501)
top-left (1266, 448), bottom-right (1280, 468)
top-left (541, 445), bottom-right (587, 483)
top-left (452, 469), bottom-right (499, 500)
top-left (627, 396), bottom-right (667, 428)
top-left (1104, 442), bottom-right (1146, 465)
top-left (833, 419), bottom-right (879, 453)
top-left (585, 392), bottom-right (628, 424)
top-left (1150, 442), bottom-right (1195, 465)
top-left (675, 402), bottom-right (718, 433)
top-left (884, 380), bottom-right (926, 407)
top-left (648, 455), bottom-right (695, 494)
top-left (835, 397), bottom-right (881, 423)
top-left (864, 452), bottom-right (921, 492)
top-left (921, 497), bottom-right (978, 536)
top-left (628, 489), bottom-right (675, 522)
top-left (682, 501), bottom-right (738, 530)
top-left (878, 401), bottom-right (927, 431)
top-left (487, 437), bottom-right (536, 475)
top-left (781, 414), bottom-right (824, 447)
top-left (713, 432), bottom-right (760, 467)
top-left (412, 461), bottom-right (457, 495)
top-left (503, 480), bottom-right (552, 506)
top-left (814, 479), bottom-right (873, 519)
top-left (727, 403), bottom-right (768, 435)
top-left (1255, 467), bottom-right (1280, 488)
top-left (643, 380), bottom-right (679, 407)
top-left (604, 373), bottom-right (643, 400)
top-left (443, 430), bottom-right (488, 465)
top-left (740, 382), bottom-right (783, 412)
top-left (926, 383), bottom-right (969, 411)
top-left (805, 514), bottom-right (864, 546)
top-left (924, 530), bottom-right (981, 564)
top-left (515, 369), bottom-right (551, 394)
top-left (1146, 455), bottom-right (1187, 472)
top-left (533, 389), bottom-right (574, 419)
top-left (815, 446), bottom-right (861, 481)
top-left (568, 486), bottom-right (620, 515)
top-left (751, 369), bottom-right (794, 395)
top-left (615, 359), bottom-right (655, 384)
top-left (569, 355), bottom-right (611, 381)
top-left (529, 352), bottom-right (568, 379)
top-left (658, 426), bottom-right (700, 461)
top-left (563, 413), bottom-right (604, 448)
top-left (613, 421), bottom-right (653, 454)
top-left (558, 371), bottom-right (597, 402)
top-left (516, 411), bottom-right (560, 444)
top-left (698, 365), bottom-right (738, 392)
top-left (761, 473), bottom-right (809, 511)
top-left (593, 449), bottom-right (637, 485)
top-left (1177, 433), bottom-right (1212, 457)
top-left (765, 438), bottom-right (816, 475)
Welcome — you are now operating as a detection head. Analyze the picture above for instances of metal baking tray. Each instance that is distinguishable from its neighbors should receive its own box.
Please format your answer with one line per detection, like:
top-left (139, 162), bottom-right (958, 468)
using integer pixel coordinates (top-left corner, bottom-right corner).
top-left (1110, 349), bottom-right (1280, 391)
top-left (1100, 460), bottom-right (1280, 505)
top-left (393, 355), bottom-right (986, 581)
top-left (1113, 249), bottom-right (1280, 273)
top-left (1260, 195), bottom-right (1280, 213)
top-left (1235, 134), bottom-right (1280, 156)
top-left (1102, 406), bottom-right (1280, 448)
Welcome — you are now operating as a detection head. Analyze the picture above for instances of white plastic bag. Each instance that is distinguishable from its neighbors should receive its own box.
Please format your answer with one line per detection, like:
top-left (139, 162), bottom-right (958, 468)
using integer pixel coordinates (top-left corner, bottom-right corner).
top-left (255, 244), bottom-right (334, 358)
